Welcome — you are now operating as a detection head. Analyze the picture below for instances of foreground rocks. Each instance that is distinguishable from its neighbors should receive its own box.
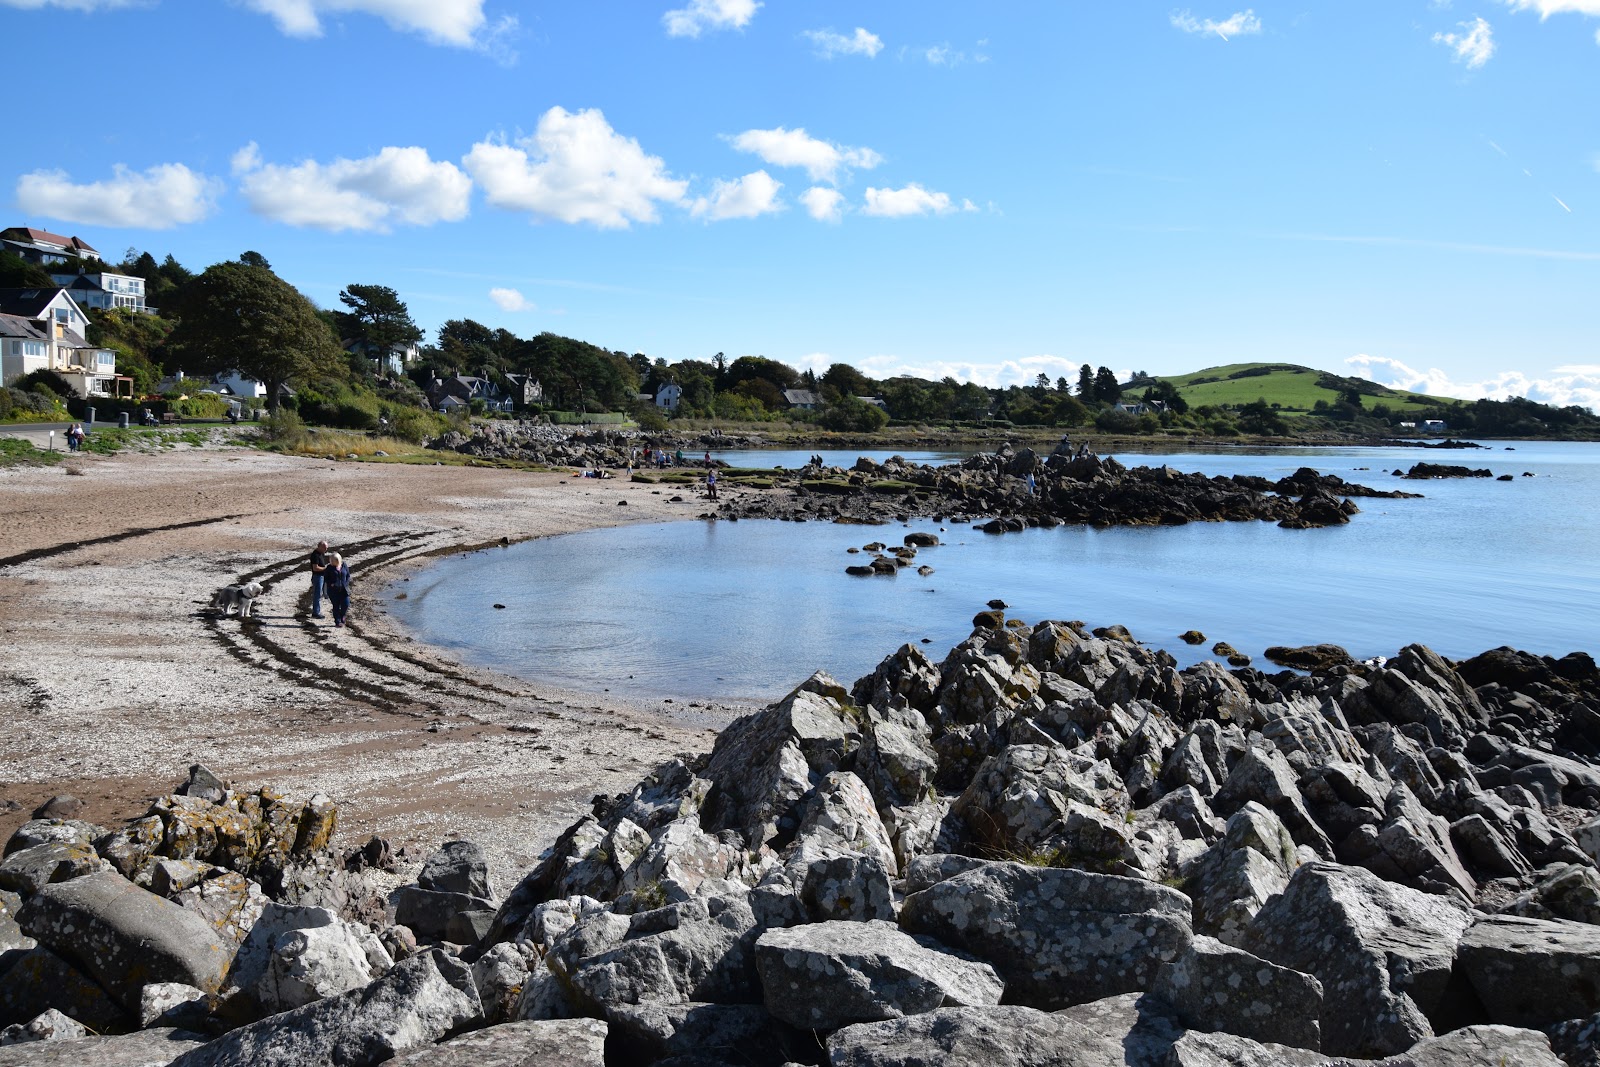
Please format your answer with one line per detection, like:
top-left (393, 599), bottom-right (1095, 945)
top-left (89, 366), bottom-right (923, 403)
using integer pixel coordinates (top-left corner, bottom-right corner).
top-left (3, 619), bottom-right (1600, 1065)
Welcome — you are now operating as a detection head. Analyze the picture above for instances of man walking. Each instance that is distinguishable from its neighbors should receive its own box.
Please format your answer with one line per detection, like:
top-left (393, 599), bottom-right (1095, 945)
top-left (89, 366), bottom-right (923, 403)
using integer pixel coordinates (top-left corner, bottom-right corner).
top-left (309, 540), bottom-right (330, 619)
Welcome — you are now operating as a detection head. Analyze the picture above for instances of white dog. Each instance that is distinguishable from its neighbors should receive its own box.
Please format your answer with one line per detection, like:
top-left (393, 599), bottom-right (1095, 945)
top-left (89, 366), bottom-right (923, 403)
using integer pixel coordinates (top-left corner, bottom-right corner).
top-left (212, 581), bottom-right (264, 618)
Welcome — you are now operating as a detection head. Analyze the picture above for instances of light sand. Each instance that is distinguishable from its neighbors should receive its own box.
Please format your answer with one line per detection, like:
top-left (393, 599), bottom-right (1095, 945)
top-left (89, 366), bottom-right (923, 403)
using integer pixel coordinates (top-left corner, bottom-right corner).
top-left (0, 439), bottom-right (756, 888)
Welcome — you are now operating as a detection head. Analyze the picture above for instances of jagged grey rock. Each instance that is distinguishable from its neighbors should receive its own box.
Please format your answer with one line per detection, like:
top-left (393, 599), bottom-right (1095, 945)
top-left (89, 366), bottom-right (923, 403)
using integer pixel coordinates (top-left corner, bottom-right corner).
top-left (826, 1005), bottom-right (1128, 1066)
top-left (1184, 803), bottom-right (1299, 946)
top-left (755, 920), bottom-right (1002, 1030)
top-left (418, 840), bottom-right (494, 900)
top-left (605, 1001), bottom-right (808, 1065)
top-left (17, 870), bottom-right (228, 1011)
top-left (166, 949), bottom-right (482, 1067)
top-left (223, 902), bottom-right (393, 1016)
top-left (1500, 862), bottom-right (1600, 924)
top-left (470, 942), bottom-right (532, 1025)
top-left (3, 820), bottom-right (104, 857)
top-left (0, 1008), bottom-right (84, 1045)
top-left (137, 982), bottom-right (208, 1030)
top-left (393, 885), bottom-right (496, 942)
top-left (1165, 1024), bottom-right (1563, 1065)
top-left (899, 860), bottom-right (1192, 1010)
top-left (0, 842), bottom-right (107, 896)
top-left (0, 945), bottom-right (125, 1033)
top-left (0, 1028), bottom-right (210, 1067)
top-left (388, 1018), bottom-right (607, 1066)
top-left (1150, 935), bottom-right (1323, 1050)
top-left (1456, 912), bottom-right (1600, 1028)
top-left (801, 853), bottom-right (894, 922)
top-left (1238, 861), bottom-right (1473, 1058)
top-left (554, 898), bottom-right (760, 1010)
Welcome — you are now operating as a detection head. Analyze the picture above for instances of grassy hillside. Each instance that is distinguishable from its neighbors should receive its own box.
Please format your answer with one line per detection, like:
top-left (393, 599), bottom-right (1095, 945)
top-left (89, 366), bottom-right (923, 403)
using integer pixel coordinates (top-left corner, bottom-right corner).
top-left (1154, 363), bottom-right (1461, 414)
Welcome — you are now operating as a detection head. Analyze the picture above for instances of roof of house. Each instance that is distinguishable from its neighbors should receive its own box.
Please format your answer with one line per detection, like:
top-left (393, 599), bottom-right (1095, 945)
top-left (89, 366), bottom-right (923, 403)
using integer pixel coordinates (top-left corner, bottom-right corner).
top-left (0, 287), bottom-right (76, 319)
top-left (2, 228), bottom-right (99, 255)
top-left (783, 389), bottom-right (821, 406)
top-left (0, 312), bottom-right (49, 341)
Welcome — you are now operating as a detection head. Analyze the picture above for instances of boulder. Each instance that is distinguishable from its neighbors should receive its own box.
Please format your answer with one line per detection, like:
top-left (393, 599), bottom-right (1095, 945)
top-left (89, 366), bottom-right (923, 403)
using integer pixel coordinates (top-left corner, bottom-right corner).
top-left (1456, 913), bottom-right (1600, 1028)
top-left (0, 1008), bottom-right (85, 1044)
top-left (0, 945), bottom-right (125, 1033)
top-left (603, 1002), bottom-right (808, 1065)
top-left (800, 853), bottom-right (895, 923)
top-left (1184, 803), bottom-right (1299, 946)
top-left (223, 902), bottom-right (393, 1017)
top-left (388, 1019), bottom-right (607, 1066)
top-left (755, 920), bottom-right (1003, 1030)
top-left (1165, 1024), bottom-right (1563, 1066)
top-left (3, 820), bottom-right (104, 857)
top-left (166, 949), bottom-right (481, 1067)
top-left (1262, 644), bottom-right (1356, 672)
top-left (1150, 935), bottom-right (1323, 1050)
top-left (899, 860), bottom-right (1192, 1010)
top-left (1238, 861), bottom-right (1474, 1058)
top-left (18, 870), bottom-right (229, 1012)
top-left (174, 870), bottom-right (268, 955)
top-left (1501, 863), bottom-right (1600, 925)
top-left (138, 982), bottom-right (209, 1030)
top-left (554, 899), bottom-right (761, 1010)
top-left (827, 1005), bottom-right (1127, 1066)
top-left (417, 841), bottom-right (494, 900)
top-left (0, 842), bottom-right (106, 896)
top-left (470, 942), bottom-right (531, 1025)
top-left (0, 1028), bottom-right (211, 1067)
top-left (393, 885), bottom-right (496, 942)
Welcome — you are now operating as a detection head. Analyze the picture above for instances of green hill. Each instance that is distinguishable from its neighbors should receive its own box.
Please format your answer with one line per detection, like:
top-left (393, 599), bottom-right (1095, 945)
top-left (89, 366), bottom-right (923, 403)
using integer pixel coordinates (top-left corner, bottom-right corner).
top-left (1152, 363), bottom-right (1461, 414)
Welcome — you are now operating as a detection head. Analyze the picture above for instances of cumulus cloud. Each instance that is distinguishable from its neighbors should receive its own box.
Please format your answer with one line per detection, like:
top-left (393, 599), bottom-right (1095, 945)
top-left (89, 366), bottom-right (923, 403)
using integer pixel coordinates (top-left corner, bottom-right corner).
top-left (1502, 0), bottom-right (1600, 16)
top-left (663, 0), bottom-right (757, 37)
top-left (1170, 9), bottom-right (1263, 38)
top-left (803, 26), bottom-right (882, 58)
top-left (464, 107), bottom-right (688, 229)
top-left (1347, 354), bottom-right (1600, 411)
top-left (800, 186), bottom-right (845, 223)
top-left (233, 143), bottom-right (471, 232)
top-left (239, 0), bottom-right (515, 52)
top-left (726, 127), bottom-right (882, 185)
top-left (489, 287), bottom-right (535, 312)
top-left (15, 163), bottom-right (220, 229)
top-left (861, 183), bottom-right (970, 218)
top-left (1434, 17), bottom-right (1496, 67)
top-left (855, 354), bottom-right (1105, 390)
top-left (689, 171), bottom-right (783, 221)
top-left (0, 0), bottom-right (141, 8)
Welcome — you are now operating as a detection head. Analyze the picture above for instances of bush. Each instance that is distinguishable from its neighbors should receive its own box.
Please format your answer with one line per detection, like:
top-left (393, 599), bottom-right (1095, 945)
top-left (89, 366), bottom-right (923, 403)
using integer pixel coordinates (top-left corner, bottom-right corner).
top-left (14, 369), bottom-right (72, 400)
top-left (297, 385), bottom-right (380, 430)
top-left (261, 408), bottom-right (308, 446)
top-left (818, 396), bottom-right (890, 433)
top-left (0, 389), bottom-right (10, 418)
top-left (386, 406), bottom-right (446, 444)
top-left (1094, 409), bottom-right (1141, 434)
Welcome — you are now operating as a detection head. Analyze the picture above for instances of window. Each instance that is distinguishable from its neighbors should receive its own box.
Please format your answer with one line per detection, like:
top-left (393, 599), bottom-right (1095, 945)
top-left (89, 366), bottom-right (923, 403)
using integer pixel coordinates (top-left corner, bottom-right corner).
top-left (54, 308), bottom-right (69, 324)
top-left (24, 341), bottom-right (45, 357)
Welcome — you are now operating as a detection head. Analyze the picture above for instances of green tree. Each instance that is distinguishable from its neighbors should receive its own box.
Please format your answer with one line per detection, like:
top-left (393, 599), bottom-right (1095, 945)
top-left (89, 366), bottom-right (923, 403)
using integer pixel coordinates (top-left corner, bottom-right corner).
top-left (238, 251), bottom-right (272, 270)
top-left (337, 283), bottom-right (423, 355)
top-left (1093, 366), bottom-right (1122, 404)
top-left (0, 250), bottom-right (55, 288)
top-left (166, 262), bottom-right (342, 412)
top-left (822, 361), bottom-right (875, 400)
top-left (1076, 364), bottom-right (1095, 400)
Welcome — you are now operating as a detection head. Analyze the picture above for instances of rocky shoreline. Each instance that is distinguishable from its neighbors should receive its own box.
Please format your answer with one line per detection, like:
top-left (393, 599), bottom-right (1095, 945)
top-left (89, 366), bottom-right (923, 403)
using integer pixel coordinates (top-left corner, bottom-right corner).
top-left (4, 616), bottom-right (1600, 1065)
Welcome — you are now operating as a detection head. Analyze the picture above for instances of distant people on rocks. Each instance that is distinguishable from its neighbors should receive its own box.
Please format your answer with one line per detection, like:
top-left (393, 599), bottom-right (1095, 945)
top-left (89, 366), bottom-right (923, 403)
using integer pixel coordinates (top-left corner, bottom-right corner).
top-left (324, 552), bottom-right (352, 627)
top-left (309, 540), bottom-right (330, 619)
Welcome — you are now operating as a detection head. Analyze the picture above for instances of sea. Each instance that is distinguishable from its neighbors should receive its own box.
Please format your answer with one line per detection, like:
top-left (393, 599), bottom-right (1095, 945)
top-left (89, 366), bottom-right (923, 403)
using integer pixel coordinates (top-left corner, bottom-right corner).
top-left (384, 440), bottom-right (1600, 704)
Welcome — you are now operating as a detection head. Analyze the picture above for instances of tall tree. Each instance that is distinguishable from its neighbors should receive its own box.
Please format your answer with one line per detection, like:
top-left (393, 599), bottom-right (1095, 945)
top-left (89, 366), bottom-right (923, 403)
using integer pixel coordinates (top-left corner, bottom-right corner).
top-left (337, 283), bottom-right (423, 355)
top-left (238, 251), bottom-right (272, 270)
top-left (166, 262), bottom-right (342, 412)
top-left (1093, 366), bottom-right (1122, 404)
top-left (1076, 364), bottom-right (1095, 399)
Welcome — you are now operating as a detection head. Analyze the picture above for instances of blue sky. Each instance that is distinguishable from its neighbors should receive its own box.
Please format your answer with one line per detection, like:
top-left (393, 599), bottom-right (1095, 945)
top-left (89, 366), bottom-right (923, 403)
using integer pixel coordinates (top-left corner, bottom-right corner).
top-left (4, 1), bottom-right (1598, 408)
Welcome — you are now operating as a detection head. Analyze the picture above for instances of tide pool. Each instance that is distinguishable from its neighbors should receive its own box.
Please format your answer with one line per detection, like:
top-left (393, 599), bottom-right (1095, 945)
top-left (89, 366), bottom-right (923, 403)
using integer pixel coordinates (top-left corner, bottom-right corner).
top-left (385, 441), bottom-right (1600, 702)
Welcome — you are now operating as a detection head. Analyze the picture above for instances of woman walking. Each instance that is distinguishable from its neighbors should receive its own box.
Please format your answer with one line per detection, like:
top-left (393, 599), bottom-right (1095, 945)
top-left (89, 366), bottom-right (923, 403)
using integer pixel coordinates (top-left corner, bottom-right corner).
top-left (324, 552), bottom-right (352, 627)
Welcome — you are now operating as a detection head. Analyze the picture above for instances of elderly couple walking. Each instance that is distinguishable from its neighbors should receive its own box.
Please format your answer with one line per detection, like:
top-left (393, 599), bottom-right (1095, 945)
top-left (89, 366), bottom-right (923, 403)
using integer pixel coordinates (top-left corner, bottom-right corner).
top-left (308, 540), bottom-right (352, 626)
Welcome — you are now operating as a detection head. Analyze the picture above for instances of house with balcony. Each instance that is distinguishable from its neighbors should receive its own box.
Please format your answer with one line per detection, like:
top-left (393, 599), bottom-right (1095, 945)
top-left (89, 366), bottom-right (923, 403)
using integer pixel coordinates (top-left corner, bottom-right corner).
top-left (0, 287), bottom-right (128, 399)
top-left (428, 374), bottom-right (512, 412)
top-left (50, 270), bottom-right (151, 314)
top-left (343, 338), bottom-right (419, 377)
top-left (1, 227), bottom-right (101, 265)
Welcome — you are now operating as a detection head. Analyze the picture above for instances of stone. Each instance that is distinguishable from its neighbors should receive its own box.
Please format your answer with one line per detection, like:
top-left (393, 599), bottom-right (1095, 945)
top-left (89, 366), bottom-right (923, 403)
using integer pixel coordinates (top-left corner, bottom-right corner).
top-left (18, 870), bottom-right (229, 1012)
top-left (1150, 935), bottom-right (1323, 1050)
top-left (1165, 1024), bottom-right (1563, 1066)
top-left (224, 902), bottom-right (393, 1017)
top-left (174, 870), bottom-right (268, 955)
top-left (899, 860), bottom-right (1192, 1010)
top-left (556, 899), bottom-right (760, 1010)
top-left (0, 842), bottom-right (106, 896)
top-left (604, 1001), bottom-right (808, 1065)
top-left (1456, 913), bottom-right (1600, 1028)
top-left (166, 949), bottom-right (482, 1067)
top-left (1338, 784), bottom-right (1476, 899)
top-left (0, 1008), bottom-right (85, 1045)
top-left (0, 945), bottom-right (125, 1033)
top-left (827, 1005), bottom-right (1128, 1066)
top-left (1501, 863), bottom-right (1600, 925)
top-left (418, 840), bottom-right (494, 900)
top-left (29, 797), bottom-right (84, 821)
top-left (388, 1019), bottom-right (607, 1066)
top-left (1184, 803), bottom-right (1299, 947)
top-left (1238, 861), bottom-right (1473, 1058)
top-left (794, 771), bottom-right (899, 875)
top-left (177, 765), bottom-right (229, 804)
top-left (3, 820), bottom-right (104, 857)
top-left (393, 885), bottom-right (496, 942)
top-left (755, 920), bottom-right (1003, 1030)
top-left (138, 982), bottom-right (209, 1030)
top-left (800, 853), bottom-right (895, 922)
top-left (0, 1028), bottom-right (211, 1067)
top-left (470, 942), bottom-right (531, 1025)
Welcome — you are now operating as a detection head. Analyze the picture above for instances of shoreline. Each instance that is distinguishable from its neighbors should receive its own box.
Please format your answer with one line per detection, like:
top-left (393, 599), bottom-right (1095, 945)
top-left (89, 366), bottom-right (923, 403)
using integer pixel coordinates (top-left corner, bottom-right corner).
top-left (0, 443), bottom-right (754, 890)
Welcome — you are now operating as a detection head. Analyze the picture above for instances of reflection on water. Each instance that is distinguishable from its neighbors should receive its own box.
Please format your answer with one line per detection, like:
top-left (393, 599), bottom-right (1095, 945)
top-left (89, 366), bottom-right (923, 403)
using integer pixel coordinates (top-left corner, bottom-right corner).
top-left (387, 441), bottom-right (1600, 702)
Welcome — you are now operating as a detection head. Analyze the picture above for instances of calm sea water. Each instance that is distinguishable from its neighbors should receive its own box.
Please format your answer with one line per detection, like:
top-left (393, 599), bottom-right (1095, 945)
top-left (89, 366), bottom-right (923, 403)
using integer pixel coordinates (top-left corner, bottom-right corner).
top-left (386, 441), bottom-right (1600, 702)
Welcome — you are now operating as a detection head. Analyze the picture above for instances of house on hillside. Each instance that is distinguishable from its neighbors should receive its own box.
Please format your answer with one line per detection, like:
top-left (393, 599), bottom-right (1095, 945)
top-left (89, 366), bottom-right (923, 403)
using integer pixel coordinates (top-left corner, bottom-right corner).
top-left (654, 382), bottom-right (682, 411)
top-left (1423, 419), bottom-right (1448, 432)
top-left (429, 374), bottom-right (512, 412)
top-left (0, 287), bottom-right (127, 398)
top-left (503, 373), bottom-right (544, 410)
top-left (50, 270), bottom-right (150, 313)
top-left (2, 227), bottom-right (101, 265)
top-left (858, 395), bottom-right (888, 410)
top-left (343, 338), bottom-right (419, 377)
top-left (782, 388), bottom-right (820, 411)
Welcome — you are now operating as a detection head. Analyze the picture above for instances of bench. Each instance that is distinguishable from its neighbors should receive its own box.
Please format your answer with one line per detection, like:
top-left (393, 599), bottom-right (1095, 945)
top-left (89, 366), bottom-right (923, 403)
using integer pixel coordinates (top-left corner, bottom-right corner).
top-left (161, 413), bottom-right (180, 425)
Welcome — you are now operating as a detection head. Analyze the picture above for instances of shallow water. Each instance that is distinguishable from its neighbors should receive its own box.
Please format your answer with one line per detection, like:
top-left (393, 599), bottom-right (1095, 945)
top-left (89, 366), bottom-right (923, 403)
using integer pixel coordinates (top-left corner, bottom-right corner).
top-left (387, 440), bottom-right (1600, 702)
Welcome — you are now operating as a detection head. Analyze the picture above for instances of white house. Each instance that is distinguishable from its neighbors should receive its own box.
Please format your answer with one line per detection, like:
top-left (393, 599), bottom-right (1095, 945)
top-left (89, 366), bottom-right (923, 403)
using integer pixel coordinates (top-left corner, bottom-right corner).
top-left (51, 271), bottom-right (149, 313)
top-left (1, 227), bottom-right (101, 265)
top-left (654, 382), bottom-right (682, 411)
top-left (210, 369), bottom-right (270, 399)
top-left (782, 388), bottom-right (820, 411)
top-left (343, 338), bottom-right (418, 377)
top-left (0, 287), bottom-right (127, 398)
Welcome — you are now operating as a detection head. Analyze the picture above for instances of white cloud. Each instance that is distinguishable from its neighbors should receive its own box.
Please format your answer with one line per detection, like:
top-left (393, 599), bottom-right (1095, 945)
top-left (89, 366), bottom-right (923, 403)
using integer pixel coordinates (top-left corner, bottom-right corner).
top-left (803, 27), bottom-right (882, 58)
top-left (1170, 9), bottom-right (1263, 39)
top-left (15, 163), bottom-right (220, 229)
top-left (1502, 0), bottom-right (1600, 16)
top-left (663, 0), bottom-right (757, 38)
top-left (801, 186), bottom-right (845, 223)
top-left (856, 354), bottom-right (1105, 390)
top-left (239, 0), bottom-right (514, 51)
top-left (861, 183), bottom-right (961, 218)
top-left (233, 143), bottom-right (471, 232)
top-left (690, 171), bottom-right (783, 221)
top-left (1347, 355), bottom-right (1600, 411)
top-left (1434, 17), bottom-right (1496, 68)
top-left (464, 107), bottom-right (688, 229)
top-left (489, 287), bottom-right (535, 312)
top-left (726, 127), bottom-right (882, 185)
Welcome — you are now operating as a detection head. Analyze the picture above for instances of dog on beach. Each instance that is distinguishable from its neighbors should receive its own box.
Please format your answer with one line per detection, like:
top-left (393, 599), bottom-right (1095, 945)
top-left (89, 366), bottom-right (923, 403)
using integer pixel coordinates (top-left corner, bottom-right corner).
top-left (212, 581), bottom-right (264, 619)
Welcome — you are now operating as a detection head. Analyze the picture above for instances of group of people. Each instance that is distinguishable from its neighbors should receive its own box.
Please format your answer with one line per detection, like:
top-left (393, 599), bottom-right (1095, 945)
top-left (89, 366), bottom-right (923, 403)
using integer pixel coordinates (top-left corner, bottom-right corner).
top-left (308, 540), bottom-right (352, 626)
top-left (64, 423), bottom-right (86, 451)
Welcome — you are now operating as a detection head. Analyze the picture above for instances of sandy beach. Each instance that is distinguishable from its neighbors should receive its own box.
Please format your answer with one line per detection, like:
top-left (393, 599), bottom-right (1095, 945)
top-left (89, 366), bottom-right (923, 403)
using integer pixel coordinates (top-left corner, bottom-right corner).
top-left (0, 438), bottom-right (754, 889)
